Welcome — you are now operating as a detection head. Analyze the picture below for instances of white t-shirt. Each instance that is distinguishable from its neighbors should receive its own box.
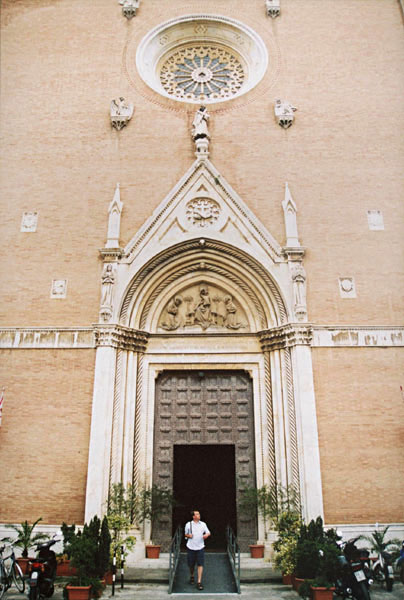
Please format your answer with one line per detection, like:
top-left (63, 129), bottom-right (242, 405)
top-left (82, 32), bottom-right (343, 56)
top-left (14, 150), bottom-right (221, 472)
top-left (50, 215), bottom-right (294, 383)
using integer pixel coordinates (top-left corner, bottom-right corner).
top-left (185, 520), bottom-right (210, 551)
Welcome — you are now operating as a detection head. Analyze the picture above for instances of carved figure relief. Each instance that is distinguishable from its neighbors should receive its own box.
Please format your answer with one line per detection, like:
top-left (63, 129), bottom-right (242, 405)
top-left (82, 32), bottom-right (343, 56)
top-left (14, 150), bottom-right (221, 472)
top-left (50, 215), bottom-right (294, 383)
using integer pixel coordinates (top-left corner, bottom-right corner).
top-left (159, 284), bottom-right (248, 332)
top-left (110, 97), bottom-right (134, 130)
top-left (192, 106), bottom-right (210, 140)
top-left (100, 264), bottom-right (116, 322)
top-left (160, 296), bottom-right (182, 330)
top-left (291, 263), bottom-right (307, 321)
top-left (186, 198), bottom-right (220, 228)
top-left (274, 99), bottom-right (297, 129)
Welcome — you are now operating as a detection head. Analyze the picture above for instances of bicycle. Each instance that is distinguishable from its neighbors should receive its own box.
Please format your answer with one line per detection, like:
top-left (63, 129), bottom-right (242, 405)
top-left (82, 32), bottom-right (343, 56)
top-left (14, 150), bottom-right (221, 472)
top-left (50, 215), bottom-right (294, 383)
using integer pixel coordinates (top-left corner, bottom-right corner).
top-left (0, 539), bottom-right (25, 599)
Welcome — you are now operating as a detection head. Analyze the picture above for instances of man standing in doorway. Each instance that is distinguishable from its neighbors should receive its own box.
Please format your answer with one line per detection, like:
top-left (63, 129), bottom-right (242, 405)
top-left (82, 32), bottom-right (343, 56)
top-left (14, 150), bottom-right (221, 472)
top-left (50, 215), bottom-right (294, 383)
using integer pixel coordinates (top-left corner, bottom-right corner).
top-left (185, 510), bottom-right (211, 590)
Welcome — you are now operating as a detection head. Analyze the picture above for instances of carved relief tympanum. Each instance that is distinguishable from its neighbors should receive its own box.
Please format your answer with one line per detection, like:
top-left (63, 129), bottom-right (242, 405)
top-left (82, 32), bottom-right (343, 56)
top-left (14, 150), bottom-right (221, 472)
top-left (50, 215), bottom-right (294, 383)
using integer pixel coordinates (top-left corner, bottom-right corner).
top-left (159, 284), bottom-right (248, 332)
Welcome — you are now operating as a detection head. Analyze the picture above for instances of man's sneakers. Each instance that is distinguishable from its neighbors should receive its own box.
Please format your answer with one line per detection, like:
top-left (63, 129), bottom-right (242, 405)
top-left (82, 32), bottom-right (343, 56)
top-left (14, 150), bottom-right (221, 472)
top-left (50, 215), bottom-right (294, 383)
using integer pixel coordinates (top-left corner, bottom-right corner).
top-left (197, 582), bottom-right (204, 590)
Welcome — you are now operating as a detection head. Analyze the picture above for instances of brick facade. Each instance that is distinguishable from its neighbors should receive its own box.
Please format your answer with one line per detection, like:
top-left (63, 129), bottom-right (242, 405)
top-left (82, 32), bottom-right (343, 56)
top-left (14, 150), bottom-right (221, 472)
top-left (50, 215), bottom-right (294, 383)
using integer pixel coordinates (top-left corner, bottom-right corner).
top-left (0, 0), bottom-right (403, 530)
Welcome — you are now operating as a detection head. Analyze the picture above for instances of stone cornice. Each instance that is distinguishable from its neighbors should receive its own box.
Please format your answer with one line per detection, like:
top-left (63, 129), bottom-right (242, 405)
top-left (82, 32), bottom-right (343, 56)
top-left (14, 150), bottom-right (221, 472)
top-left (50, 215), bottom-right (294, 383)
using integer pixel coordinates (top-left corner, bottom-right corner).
top-left (0, 328), bottom-right (95, 349)
top-left (258, 324), bottom-right (313, 351)
top-left (312, 326), bottom-right (404, 347)
top-left (93, 324), bottom-right (149, 351)
top-left (282, 246), bottom-right (306, 261)
top-left (99, 247), bottom-right (123, 261)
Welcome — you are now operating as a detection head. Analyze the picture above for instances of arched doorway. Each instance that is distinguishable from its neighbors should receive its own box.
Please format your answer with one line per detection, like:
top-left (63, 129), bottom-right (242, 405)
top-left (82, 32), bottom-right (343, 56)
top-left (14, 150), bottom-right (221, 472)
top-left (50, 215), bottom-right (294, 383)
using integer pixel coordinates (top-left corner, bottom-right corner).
top-left (153, 370), bottom-right (257, 551)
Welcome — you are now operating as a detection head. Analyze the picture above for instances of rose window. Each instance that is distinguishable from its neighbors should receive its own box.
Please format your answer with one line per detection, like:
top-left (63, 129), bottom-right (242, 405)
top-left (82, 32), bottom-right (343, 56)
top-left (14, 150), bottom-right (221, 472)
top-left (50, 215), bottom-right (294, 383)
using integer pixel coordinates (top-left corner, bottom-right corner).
top-left (160, 46), bottom-right (245, 101)
top-left (136, 15), bottom-right (268, 105)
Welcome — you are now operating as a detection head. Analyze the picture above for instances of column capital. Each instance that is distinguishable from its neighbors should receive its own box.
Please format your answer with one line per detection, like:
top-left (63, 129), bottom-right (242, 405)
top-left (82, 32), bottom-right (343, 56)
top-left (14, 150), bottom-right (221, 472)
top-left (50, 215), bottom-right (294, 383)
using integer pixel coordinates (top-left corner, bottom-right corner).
top-left (93, 324), bottom-right (149, 352)
top-left (258, 324), bottom-right (313, 351)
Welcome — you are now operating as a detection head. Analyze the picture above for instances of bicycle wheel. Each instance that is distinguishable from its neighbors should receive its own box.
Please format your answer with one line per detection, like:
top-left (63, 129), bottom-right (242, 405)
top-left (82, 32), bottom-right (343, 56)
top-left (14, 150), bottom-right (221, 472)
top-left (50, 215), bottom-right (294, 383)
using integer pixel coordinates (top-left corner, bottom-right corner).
top-left (0, 563), bottom-right (7, 600)
top-left (12, 561), bottom-right (25, 593)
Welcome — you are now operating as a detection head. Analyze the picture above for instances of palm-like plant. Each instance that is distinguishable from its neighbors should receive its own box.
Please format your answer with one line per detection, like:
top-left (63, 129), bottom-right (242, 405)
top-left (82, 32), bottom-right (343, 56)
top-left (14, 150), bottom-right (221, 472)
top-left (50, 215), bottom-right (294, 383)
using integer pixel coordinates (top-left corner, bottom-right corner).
top-left (5, 518), bottom-right (48, 557)
top-left (364, 524), bottom-right (401, 555)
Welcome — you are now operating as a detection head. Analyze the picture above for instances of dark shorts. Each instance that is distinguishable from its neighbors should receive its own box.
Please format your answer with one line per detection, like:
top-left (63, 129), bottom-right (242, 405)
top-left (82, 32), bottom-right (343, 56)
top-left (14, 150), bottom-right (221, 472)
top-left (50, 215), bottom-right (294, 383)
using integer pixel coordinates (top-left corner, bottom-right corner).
top-left (187, 548), bottom-right (205, 567)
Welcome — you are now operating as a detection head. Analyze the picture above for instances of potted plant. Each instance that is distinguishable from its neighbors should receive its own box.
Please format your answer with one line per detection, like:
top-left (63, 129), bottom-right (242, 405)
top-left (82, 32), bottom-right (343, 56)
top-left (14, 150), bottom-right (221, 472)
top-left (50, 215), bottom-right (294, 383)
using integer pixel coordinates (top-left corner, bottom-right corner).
top-left (295, 517), bottom-right (340, 600)
top-left (239, 483), bottom-right (300, 560)
top-left (238, 484), bottom-right (277, 558)
top-left (273, 509), bottom-right (302, 583)
top-left (106, 482), bottom-right (137, 580)
top-left (5, 517), bottom-right (48, 574)
top-left (65, 516), bottom-right (111, 600)
top-left (57, 523), bottom-right (77, 577)
top-left (135, 484), bottom-right (175, 558)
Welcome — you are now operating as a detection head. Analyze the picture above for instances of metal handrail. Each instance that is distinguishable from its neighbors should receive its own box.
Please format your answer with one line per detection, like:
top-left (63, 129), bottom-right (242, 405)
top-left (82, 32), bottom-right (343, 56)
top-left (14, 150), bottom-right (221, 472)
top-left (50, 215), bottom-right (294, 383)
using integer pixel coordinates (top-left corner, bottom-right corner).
top-left (168, 525), bottom-right (182, 594)
top-left (226, 525), bottom-right (241, 594)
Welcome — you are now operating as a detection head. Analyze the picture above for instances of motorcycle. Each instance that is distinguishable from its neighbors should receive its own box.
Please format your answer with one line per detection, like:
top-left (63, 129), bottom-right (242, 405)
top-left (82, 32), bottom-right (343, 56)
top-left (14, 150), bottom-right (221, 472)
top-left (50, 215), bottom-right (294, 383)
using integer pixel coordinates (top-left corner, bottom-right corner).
top-left (370, 544), bottom-right (395, 591)
top-left (335, 536), bottom-right (372, 600)
top-left (394, 540), bottom-right (404, 584)
top-left (28, 535), bottom-right (60, 600)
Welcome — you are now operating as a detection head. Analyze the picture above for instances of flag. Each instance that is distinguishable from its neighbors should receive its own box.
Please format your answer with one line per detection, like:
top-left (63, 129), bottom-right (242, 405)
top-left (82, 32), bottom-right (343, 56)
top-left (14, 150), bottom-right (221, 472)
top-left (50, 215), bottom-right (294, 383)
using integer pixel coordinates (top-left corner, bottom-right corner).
top-left (0, 388), bottom-right (4, 427)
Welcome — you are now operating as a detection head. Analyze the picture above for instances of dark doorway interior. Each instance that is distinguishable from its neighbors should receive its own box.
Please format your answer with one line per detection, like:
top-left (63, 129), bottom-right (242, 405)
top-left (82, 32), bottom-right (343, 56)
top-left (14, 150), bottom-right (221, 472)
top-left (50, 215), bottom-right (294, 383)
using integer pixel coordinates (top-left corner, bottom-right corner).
top-left (173, 444), bottom-right (237, 550)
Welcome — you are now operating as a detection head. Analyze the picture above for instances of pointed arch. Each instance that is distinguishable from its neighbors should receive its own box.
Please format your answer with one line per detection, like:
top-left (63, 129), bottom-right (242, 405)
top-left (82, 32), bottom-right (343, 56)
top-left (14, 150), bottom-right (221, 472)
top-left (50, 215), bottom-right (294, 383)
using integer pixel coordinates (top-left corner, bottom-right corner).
top-left (119, 238), bottom-right (289, 332)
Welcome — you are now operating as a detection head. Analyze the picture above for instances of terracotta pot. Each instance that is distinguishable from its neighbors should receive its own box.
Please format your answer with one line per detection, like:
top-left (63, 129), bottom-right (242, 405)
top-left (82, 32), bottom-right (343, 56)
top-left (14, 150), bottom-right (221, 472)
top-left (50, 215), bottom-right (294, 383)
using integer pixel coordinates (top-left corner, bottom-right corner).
top-left (103, 571), bottom-right (113, 585)
top-left (293, 577), bottom-right (305, 592)
top-left (310, 586), bottom-right (335, 600)
top-left (65, 585), bottom-right (92, 600)
top-left (16, 557), bottom-right (30, 575)
top-left (57, 560), bottom-right (77, 577)
top-left (248, 544), bottom-right (265, 559)
top-left (282, 573), bottom-right (293, 585)
top-left (146, 544), bottom-right (161, 559)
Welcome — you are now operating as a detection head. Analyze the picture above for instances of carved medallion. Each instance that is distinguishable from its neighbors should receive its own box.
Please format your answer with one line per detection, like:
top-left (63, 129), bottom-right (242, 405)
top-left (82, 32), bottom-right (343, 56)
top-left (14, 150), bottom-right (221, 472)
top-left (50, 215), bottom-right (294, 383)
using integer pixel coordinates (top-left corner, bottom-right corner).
top-left (186, 198), bottom-right (220, 228)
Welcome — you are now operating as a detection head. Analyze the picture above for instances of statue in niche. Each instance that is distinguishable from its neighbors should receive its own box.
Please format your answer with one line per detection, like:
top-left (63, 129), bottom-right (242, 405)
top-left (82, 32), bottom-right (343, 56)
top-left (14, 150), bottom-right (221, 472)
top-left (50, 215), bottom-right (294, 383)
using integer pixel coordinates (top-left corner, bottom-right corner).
top-left (161, 296), bottom-right (183, 330)
top-left (224, 295), bottom-right (245, 329)
top-left (194, 285), bottom-right (212, 330)
top-left (192, 106), bottom-right (210, 141)
top-left (291, 263), bottom-right (307, 307)
top-left (101, 264), bottom-right (115, 307)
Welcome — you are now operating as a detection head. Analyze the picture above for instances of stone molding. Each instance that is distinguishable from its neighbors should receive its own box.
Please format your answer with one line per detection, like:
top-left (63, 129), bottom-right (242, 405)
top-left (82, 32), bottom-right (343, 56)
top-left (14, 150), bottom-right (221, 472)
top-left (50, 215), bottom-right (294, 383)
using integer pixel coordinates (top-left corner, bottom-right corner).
top-left (259, 324), bottom-right (313, 351)
top-left (312, 326), bottom-right (404, 347)
top-left (94, 325), bottom-right (149, 351)
top-left (0, 328), bottom-right (95, 349)
top-left (1, 326), bottom-right (402, 350)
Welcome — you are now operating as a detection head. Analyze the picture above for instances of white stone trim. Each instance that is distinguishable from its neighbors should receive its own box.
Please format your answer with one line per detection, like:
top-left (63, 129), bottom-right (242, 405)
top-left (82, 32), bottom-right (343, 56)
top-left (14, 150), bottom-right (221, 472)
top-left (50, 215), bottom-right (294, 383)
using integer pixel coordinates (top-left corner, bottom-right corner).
top-left (142, 352), bottom-right (268, 542)
top-left (312, 326), bottom-right (404, 347)
top-left (325, 523), bottom-right (404, 548)
top-left (136, 14), bottom-right (268, 104)
top-left (1, 326), bottom-right (402, 349)
top-left (0, 327), bottom-right (95, 348)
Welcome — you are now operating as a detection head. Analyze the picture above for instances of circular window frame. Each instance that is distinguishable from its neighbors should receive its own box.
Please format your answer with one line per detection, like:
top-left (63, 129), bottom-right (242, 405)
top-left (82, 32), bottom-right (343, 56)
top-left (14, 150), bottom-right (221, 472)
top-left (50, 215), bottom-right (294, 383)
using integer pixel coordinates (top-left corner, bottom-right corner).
top-left (136, 14), bottom-right (268, 105)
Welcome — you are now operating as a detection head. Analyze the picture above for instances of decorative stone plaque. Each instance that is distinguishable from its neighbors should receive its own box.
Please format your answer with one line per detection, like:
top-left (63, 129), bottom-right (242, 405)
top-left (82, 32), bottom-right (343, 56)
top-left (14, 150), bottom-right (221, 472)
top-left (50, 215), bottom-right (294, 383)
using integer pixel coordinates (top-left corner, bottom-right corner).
top-left (50, 279), bottom-right (67, 299)
top-left (367, 210), bottom-right (384, 231)
top-left (339, 277), bottom-right (356, 298)
top-left (21, 212), bottom-right (38, 232)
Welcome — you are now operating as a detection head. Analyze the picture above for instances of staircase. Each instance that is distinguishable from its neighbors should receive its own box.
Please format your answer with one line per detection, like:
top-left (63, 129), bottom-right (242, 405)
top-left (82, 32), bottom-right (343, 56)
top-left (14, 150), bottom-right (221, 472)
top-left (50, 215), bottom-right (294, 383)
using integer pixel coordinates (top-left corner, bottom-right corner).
top-left (171, 552), bottom-right (238, 594)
